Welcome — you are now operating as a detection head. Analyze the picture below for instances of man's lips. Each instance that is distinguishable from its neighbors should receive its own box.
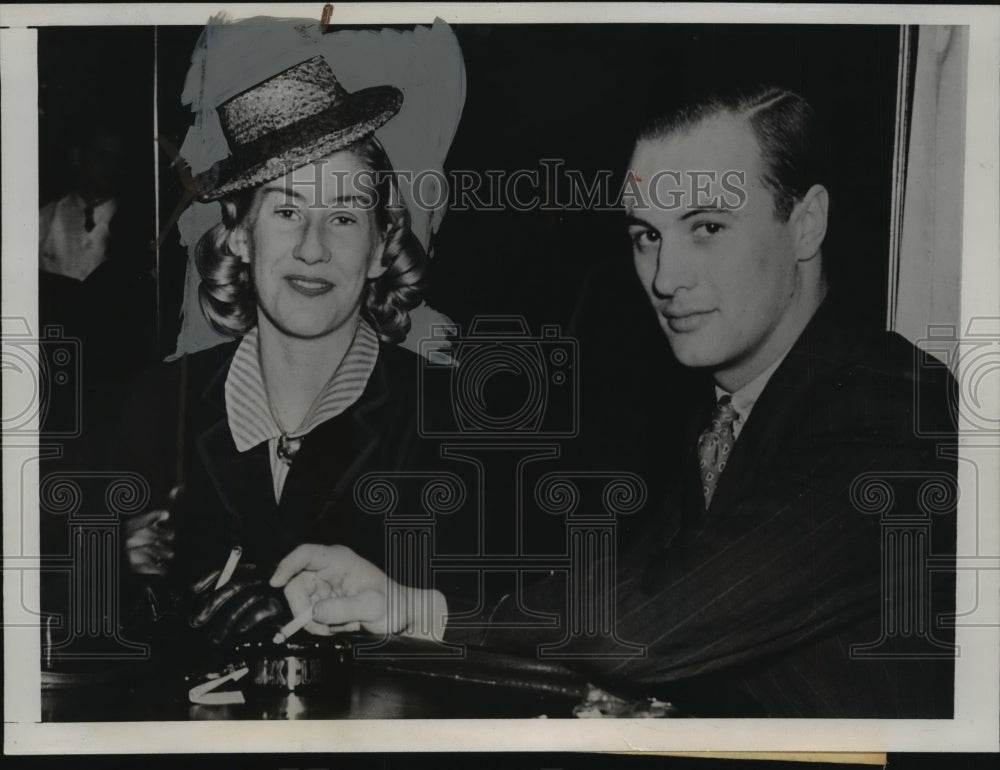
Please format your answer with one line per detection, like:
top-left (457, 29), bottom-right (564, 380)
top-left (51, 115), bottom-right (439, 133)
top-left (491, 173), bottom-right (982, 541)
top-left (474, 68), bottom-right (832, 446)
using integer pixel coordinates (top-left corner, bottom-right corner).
top-left (285, 275), bottom-right (334, 296)
top-left (662, 309), bottom-right (716, 333)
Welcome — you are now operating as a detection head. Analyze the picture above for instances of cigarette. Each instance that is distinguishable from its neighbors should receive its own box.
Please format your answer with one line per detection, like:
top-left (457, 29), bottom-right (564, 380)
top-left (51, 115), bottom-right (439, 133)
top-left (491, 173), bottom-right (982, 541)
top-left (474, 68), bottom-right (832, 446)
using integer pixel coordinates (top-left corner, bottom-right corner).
top-left (214, 546), bottom-right (243, 590)
top-left (273, 609), bottom-right (314, 644)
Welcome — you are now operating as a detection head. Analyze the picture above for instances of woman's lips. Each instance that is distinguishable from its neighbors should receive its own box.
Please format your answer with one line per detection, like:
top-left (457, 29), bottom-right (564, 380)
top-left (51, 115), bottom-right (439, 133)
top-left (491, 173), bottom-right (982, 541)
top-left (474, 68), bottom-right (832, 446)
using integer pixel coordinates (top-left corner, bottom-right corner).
top-left (665, 309), bottom-right (715, 333)
top-left (286, 276), bottom-right (334, 296)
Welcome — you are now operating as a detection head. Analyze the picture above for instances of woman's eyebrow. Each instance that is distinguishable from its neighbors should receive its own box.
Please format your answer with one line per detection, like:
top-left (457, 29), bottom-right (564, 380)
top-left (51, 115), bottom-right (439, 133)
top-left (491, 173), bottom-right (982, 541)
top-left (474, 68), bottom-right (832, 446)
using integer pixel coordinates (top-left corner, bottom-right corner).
top-left (259, 187), bottom-right (370, 208)
top-left (259, 185), bottom-right (306, 203)
top-left (325, 194), bottom-right (371, 206)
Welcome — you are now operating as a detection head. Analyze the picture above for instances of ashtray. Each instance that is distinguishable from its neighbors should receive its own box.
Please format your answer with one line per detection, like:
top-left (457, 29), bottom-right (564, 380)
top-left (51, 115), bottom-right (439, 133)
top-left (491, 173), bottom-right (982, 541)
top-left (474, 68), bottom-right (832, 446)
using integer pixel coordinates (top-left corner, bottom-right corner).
top-left (235, 636), bottom-right (354, 692)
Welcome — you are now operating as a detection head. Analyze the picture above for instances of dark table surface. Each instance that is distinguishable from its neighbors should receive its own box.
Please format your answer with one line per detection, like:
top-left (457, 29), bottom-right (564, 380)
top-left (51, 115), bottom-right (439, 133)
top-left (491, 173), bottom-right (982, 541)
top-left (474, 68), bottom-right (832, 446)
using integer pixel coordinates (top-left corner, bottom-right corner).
top-left (41, 636), bottom-right (607, 721)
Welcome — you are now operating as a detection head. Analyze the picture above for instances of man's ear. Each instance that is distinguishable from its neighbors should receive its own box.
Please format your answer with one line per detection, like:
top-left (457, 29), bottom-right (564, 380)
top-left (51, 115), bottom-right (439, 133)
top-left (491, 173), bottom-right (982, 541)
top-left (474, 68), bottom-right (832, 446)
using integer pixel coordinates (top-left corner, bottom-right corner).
top-left (791, 184), bottom-right (828, 262)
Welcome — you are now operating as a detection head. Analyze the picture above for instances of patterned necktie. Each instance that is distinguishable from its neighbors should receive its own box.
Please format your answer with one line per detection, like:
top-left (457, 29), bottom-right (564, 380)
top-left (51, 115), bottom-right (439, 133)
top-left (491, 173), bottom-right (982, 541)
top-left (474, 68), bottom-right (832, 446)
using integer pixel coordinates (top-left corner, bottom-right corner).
top-left (697, 395), bottom-right (739, 508)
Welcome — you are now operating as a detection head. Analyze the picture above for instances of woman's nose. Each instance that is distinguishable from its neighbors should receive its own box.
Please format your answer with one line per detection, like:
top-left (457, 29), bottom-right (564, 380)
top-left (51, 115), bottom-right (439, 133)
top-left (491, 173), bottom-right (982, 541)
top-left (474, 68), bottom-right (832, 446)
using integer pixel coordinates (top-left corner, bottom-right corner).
top-left (293, 219), bottom-right (331, 264)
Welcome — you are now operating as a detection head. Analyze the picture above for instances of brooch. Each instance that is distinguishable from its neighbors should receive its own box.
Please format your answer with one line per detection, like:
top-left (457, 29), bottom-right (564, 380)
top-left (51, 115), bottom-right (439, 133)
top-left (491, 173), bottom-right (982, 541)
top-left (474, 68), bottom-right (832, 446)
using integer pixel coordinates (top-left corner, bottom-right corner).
top-left (276, 434), bottom-right (303, 465)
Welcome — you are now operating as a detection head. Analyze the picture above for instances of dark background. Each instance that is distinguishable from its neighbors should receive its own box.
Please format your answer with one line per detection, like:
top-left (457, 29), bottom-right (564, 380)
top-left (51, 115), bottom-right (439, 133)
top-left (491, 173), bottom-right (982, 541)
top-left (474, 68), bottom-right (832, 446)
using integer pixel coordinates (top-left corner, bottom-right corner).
top-left (36, 21), bottom-right (905, 546)
top-left (39, 23), bottom-right (901, 360)
top-left (38, 28), bottom-right (155, 220)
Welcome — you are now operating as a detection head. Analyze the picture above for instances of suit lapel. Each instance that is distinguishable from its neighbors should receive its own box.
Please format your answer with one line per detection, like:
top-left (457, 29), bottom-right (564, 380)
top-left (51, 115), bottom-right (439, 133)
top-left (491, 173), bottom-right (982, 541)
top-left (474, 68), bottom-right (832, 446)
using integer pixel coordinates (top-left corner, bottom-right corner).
top-left (651, 376), bottom-right (714, 546)
top-left (194, 348), bottom-right (277, 534)
top-left (275, 353), bottom-right (392, 530)
top-left (705, 300), bottom-right (845, 518)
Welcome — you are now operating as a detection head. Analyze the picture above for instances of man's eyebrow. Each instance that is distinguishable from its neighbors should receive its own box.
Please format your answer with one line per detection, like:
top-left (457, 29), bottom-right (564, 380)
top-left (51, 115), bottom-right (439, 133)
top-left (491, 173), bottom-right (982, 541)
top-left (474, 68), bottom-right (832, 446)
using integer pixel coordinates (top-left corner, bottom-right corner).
top-left (679, 206), bottom-right (737, 221)
top-left (625, 213), bottom-right (656, 228)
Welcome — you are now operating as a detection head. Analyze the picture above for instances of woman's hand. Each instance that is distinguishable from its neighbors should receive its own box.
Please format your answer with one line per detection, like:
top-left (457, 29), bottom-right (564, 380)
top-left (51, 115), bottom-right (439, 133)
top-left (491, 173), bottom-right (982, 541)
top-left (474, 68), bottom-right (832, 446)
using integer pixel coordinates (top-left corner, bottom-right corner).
top-left (124, 509), bottom-right (175, 575)
top-left (269, 544), bottom-right (448, 641)
top-left (189, 564), bottom-right (289, 647)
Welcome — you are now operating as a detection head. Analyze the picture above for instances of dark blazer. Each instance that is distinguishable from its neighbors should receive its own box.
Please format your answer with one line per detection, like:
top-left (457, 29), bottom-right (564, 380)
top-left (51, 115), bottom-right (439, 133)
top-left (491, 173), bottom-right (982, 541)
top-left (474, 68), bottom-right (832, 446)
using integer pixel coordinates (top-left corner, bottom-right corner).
top-left (99, 339), bottom-right (427, 584)
top-left (480, 300), bottom-right (957, 718)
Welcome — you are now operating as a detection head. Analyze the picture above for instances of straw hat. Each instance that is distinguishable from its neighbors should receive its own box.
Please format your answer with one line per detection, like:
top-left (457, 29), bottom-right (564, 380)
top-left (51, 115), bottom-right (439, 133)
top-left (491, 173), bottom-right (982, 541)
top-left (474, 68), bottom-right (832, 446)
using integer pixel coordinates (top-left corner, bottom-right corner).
top-left (196, 55), bottom-right (402, 201)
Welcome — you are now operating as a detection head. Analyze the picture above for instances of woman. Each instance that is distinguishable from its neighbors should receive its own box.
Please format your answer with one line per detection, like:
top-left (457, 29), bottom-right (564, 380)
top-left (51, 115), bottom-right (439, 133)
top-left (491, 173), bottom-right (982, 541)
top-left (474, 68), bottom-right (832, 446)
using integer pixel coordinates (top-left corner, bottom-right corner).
top-left (118, 57), bottom-right (430, 644)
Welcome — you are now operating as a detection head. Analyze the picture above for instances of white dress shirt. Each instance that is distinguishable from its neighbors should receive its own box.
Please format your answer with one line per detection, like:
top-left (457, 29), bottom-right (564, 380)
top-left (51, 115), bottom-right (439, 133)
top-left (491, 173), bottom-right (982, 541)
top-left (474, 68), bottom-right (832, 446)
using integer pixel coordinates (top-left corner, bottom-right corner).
top-left (714, 351), bottom-right (791, 441)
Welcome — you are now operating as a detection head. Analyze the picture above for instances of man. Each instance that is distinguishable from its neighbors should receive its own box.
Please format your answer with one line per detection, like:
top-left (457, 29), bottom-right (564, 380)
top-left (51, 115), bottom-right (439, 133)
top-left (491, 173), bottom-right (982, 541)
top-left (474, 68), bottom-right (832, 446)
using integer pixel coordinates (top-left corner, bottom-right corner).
top-left (38, 120), bottom-right (157, 409)
top-left (270, 84), bottom-right (957, 718)
top-left (40, 123), bottom-right (126, 282)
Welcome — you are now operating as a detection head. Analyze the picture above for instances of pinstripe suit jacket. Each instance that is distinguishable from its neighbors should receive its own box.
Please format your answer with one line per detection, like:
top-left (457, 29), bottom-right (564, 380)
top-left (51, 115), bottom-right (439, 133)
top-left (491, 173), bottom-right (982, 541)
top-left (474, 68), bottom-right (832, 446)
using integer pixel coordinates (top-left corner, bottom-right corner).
top-left (479, 301), bottom-right (957, 717)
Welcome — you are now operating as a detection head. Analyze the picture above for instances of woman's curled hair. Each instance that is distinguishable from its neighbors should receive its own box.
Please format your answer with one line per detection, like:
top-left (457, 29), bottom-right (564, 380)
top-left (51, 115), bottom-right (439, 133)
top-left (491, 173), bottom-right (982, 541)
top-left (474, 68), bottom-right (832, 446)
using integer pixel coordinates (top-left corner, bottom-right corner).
top-left (195, 135), bottom-right (428, 344)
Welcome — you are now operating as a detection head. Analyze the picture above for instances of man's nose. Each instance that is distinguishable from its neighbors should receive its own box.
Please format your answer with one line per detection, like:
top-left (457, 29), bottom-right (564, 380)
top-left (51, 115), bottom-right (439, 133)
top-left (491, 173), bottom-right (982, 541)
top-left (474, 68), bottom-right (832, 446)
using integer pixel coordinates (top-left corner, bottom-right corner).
top-left (651, 242), bottom-right (696, 299)
top-left (293, 219), bottom-right (331, 264)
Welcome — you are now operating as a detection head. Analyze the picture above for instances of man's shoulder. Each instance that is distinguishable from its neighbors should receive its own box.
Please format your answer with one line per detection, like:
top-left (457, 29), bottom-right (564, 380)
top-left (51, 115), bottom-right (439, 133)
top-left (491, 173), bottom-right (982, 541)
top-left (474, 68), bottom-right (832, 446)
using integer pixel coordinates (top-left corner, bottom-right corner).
top-left (774, 305), bottom-right (957, 440)
top-left (827, 322), bottom-right (952, 408)
top-left (863, 328), bottom-right (956, 434)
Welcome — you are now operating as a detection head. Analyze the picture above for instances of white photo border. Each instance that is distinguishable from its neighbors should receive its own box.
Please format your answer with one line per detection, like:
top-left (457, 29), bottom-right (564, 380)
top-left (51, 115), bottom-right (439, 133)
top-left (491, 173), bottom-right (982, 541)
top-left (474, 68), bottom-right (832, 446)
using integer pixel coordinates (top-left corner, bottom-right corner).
top-left (2, 2), bottom-right (998, 754)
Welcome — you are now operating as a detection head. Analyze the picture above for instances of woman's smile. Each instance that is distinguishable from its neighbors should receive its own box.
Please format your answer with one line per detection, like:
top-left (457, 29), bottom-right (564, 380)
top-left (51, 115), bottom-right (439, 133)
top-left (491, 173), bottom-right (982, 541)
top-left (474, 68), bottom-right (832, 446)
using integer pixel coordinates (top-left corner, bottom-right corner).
top-left (285, 275), bottom-right (335, 296)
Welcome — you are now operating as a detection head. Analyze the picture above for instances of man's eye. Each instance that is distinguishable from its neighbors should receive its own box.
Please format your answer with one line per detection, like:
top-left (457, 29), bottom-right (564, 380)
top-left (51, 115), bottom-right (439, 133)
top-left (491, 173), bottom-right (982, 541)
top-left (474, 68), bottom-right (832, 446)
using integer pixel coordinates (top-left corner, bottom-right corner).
top-left (630, 229), bottom-right (660, 248)
top-left (693, 221), bottom-right (725, 236)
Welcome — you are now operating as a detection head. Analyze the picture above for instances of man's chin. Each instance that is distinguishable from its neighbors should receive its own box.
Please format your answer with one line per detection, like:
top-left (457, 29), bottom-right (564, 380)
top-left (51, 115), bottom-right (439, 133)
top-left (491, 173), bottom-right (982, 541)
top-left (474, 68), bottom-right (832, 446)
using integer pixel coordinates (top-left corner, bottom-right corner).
top-left (664, 333), bottom-right (723, 370)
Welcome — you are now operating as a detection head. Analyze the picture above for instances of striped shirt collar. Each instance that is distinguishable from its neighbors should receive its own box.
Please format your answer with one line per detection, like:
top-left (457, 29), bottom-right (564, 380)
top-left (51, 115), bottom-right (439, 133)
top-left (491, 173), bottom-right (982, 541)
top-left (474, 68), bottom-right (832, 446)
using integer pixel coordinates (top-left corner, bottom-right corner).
top-left (225, 320), bottom-right (380, 453)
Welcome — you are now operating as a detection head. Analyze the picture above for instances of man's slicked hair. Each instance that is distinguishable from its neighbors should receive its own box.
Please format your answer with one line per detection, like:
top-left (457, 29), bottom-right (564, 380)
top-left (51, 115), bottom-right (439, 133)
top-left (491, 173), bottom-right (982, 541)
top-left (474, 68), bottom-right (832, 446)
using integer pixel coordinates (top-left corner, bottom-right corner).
top-left (638, 85), bottom-right (823, 222)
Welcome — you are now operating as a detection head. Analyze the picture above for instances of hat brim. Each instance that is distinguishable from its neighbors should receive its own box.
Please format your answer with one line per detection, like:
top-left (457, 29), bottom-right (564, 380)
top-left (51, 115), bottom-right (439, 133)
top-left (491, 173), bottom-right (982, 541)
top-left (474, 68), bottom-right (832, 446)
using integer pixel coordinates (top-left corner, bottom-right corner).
top-left (196, 85), bottom-right (402, 202)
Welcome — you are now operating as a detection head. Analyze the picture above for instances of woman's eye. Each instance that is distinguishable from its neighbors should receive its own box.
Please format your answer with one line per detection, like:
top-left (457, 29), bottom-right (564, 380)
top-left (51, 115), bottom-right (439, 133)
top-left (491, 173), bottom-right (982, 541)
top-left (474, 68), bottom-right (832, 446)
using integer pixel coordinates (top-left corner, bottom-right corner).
top-left (274, 207), bottom-right (300, 221)
top-left (693, 221), bottom-right (725, 236)
top-left (330, 214), bottom-right (356, 226)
